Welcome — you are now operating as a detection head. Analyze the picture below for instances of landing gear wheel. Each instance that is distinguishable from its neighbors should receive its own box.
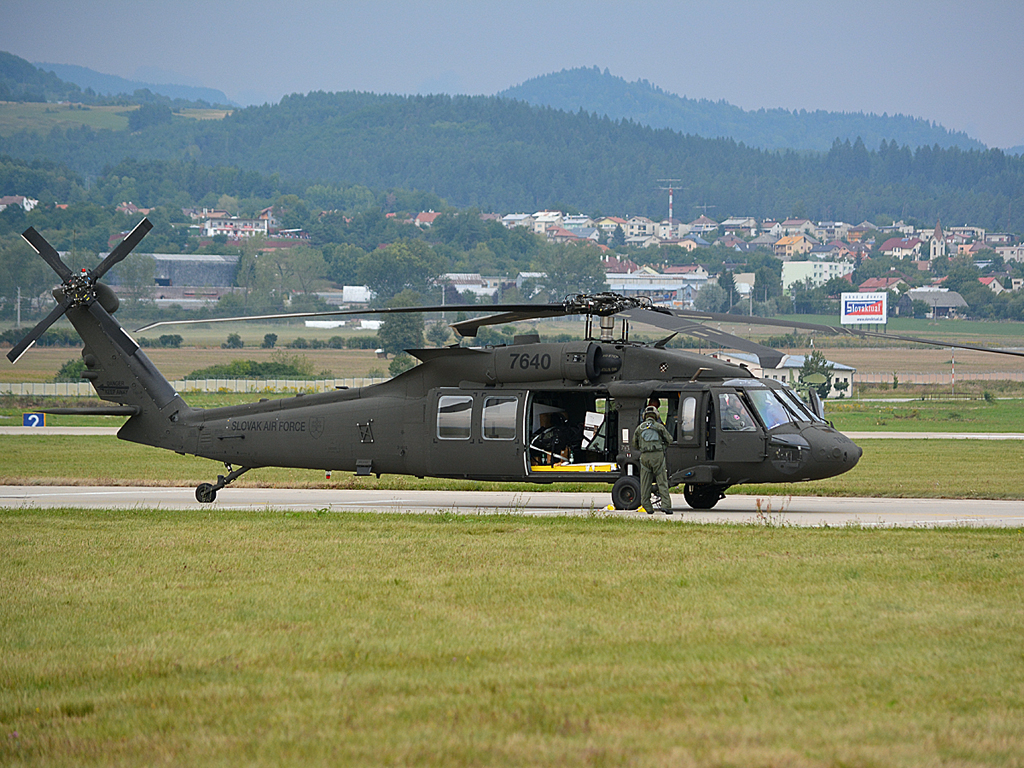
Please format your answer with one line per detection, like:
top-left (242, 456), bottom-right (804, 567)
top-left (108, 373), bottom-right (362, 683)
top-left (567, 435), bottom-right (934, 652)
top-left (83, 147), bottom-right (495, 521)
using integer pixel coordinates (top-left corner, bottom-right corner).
top-left (683, 483), bottom-right (725, 510)
top-left (611, 476), bottom-right (641, 510)
top-left (195, 483), bottom-right (217, 504)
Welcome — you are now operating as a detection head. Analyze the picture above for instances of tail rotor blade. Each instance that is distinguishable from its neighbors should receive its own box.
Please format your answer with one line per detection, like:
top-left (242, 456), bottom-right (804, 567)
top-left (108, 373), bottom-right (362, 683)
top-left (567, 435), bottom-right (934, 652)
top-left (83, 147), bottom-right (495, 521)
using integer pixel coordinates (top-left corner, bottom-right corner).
top-left (6, 302), bottom-right (69, 364)
top-left (22, 227), bottom-right (73, 282)
top-left (91, 218), bottom-right (153, 280)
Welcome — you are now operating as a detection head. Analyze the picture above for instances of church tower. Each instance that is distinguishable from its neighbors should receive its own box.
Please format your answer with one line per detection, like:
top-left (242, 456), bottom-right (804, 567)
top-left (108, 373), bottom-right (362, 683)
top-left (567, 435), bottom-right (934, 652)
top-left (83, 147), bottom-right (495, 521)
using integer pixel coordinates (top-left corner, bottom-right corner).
top-left (930, 220), bottom-right (946, 260)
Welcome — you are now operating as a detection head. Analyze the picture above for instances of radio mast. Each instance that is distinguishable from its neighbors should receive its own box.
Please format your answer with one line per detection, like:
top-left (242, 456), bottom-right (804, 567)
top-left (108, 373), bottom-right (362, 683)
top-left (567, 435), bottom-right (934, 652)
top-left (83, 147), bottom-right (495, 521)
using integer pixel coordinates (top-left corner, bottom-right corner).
top-left (656, 179), bottom-right (683, 222)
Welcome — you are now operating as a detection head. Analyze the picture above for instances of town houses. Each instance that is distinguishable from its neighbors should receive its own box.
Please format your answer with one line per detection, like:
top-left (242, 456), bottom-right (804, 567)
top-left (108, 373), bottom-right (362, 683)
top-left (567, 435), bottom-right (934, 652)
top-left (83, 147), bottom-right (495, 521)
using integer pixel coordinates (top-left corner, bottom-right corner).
top-left (5, 188), bottom-right (1019, 317)
top-left (488, 209), bottom-right (1022, 313)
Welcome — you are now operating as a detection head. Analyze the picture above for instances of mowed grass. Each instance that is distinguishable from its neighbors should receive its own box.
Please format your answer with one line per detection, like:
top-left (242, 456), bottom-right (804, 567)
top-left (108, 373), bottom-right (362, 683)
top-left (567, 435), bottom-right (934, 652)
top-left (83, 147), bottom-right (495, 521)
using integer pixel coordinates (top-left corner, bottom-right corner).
top-left (0, 102), bottom-right (231, 137)
top-left (1, 509), bottom-right (1022, 766)
top-left (0, 102), bottom-right (130, 136)
top-left (826, 397), bottom-right (1024, 433)
top-left (2, 435), bottom-right (1024, 499)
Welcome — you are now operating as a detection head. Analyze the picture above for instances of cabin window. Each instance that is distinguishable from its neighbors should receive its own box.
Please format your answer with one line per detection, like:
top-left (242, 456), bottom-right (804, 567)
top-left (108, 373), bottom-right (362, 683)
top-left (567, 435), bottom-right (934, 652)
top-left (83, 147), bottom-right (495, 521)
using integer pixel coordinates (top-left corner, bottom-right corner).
top-left (437, 395), bottom-right (473, 439)
top-left (679, 396), bottom-right (697, 440)
top-left (483, 396), bottom-right (517, 440)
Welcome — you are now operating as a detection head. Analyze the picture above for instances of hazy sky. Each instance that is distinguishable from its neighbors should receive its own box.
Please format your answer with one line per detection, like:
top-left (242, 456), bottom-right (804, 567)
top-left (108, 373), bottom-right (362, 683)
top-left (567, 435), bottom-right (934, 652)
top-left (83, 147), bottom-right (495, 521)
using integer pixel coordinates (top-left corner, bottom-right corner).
top-left (3, 0), bottom-right (1023, 148)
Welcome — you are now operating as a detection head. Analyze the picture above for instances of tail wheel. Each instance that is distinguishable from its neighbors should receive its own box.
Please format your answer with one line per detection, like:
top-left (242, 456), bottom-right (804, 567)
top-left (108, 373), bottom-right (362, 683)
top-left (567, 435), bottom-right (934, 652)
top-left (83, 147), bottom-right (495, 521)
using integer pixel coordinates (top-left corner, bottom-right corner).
top-left (611, 476), bottom-right (641, 510)
top-left (683, 483), bottom-right (725, 510)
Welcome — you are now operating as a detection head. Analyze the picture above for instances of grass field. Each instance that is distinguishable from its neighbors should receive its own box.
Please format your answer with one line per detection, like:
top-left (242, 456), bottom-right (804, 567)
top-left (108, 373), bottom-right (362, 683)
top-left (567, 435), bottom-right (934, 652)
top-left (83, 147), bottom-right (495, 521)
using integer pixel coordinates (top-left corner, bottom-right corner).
top-left (2, 434), bottom-right (1023, 500)
top-left (0, 102), bottom-right (231, 136)
top-left (1, 509), bottom-right (1022, 766)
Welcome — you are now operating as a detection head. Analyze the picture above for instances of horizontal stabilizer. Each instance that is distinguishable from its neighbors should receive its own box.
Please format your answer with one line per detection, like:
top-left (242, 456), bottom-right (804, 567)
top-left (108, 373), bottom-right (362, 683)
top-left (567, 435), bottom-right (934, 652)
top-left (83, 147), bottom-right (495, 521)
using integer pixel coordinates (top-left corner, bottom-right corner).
top-left (40, 405), bottom-right (141, 416)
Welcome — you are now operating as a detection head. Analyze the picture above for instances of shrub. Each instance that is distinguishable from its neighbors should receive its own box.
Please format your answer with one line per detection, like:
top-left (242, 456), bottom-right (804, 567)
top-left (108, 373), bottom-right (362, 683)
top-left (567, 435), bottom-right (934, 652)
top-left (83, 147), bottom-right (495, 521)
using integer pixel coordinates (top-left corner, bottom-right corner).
top-left (54, 358), bottom-right (86, 382)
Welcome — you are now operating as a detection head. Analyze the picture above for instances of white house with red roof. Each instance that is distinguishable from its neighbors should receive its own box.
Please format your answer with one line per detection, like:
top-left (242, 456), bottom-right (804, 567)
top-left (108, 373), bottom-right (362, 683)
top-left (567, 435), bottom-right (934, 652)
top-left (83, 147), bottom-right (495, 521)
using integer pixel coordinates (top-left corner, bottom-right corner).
top-left (857, 276), bottom-right (907, 292)
top-left (879, 237), bottom-right (923, 258)
top-left (979, 277), bottom-right (1005, 294)
top-left (414, 211), bottom-right (441, 228)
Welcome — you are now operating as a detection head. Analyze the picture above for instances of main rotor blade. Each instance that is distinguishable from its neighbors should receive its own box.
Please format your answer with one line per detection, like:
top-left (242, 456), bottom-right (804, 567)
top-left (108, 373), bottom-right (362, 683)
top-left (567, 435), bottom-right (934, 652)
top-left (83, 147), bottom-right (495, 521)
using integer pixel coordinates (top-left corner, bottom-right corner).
top-left (6, 301), bottom-right (69, 364)
top-left (664, 308), bottom-right (1024, 359)
top-left (91, 218), bottom-right (153, 280)
top-left (21, 227), bottom-right (73, 282)
top-left (849, 329), bottom-right (1024, 358)
top-left (620, 308), bottom-right (785, 368)
top-left (449, 308), bottom-right (571, 337)
top-left (135, 302), bottom-right (564, 333)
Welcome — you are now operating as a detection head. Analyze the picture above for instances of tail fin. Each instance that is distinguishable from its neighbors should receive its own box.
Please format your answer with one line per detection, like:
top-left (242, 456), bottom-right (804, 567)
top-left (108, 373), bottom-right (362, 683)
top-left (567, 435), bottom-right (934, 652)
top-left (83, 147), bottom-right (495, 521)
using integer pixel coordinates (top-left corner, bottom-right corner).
top-left (68, 303), bottom-right (197, 452)
top-left (9, 221), bottom-right (197, 453)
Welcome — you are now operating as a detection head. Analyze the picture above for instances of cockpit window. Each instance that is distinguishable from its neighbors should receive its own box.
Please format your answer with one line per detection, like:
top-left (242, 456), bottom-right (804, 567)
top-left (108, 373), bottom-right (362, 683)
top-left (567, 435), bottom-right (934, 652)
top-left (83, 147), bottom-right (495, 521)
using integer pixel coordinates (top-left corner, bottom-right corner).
top-left (719, 393), bottom-right (757, 432)
top-left (746, 388), bottom-right (792, 430)
top-left (776, 388), bottom-right (826, 424)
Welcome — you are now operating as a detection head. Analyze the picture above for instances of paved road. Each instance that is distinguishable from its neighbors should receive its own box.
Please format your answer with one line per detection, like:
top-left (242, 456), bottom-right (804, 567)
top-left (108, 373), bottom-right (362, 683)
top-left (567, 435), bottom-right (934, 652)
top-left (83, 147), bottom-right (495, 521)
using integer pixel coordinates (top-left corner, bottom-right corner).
top-left (2, 485), bottom-right (1022, 528)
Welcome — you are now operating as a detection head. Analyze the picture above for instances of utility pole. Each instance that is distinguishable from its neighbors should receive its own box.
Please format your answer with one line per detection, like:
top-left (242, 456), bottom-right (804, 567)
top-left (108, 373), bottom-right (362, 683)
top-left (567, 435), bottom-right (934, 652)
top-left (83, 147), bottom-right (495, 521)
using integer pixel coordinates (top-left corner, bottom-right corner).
top-left (16, 286), bottom-right (21, 329)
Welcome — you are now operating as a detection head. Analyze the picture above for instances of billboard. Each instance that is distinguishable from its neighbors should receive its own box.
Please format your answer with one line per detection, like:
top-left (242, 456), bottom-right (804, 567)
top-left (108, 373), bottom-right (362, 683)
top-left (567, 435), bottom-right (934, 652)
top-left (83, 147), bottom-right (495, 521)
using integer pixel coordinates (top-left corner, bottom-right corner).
top-left (841, 292), bottom-right (887, 325)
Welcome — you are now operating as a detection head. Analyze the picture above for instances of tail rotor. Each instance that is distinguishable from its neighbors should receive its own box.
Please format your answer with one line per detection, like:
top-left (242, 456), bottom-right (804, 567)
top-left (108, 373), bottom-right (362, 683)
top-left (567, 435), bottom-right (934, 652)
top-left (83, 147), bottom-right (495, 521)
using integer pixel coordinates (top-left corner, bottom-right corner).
top-left (6, 218), bottom-right (153, 364)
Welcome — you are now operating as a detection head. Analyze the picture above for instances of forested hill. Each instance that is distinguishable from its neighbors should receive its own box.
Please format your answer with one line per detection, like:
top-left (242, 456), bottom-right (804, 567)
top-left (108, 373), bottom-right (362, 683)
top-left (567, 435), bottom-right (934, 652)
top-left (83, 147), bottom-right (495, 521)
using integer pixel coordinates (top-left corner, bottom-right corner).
top-left (36, 61), bottom-right (234, 107)
top-left (0, 51), bottom-right (228, 107)
top-left (4, 90), bottom-right (1024, 231)
top-left (499, 67), bottom-right (985, 153)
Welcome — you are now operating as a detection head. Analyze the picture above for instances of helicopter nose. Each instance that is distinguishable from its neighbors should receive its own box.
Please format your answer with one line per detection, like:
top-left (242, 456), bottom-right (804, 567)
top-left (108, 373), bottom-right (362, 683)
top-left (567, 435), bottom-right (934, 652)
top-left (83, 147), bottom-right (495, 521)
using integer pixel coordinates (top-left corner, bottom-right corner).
top-left (812, 430), bottom-right (862, 470)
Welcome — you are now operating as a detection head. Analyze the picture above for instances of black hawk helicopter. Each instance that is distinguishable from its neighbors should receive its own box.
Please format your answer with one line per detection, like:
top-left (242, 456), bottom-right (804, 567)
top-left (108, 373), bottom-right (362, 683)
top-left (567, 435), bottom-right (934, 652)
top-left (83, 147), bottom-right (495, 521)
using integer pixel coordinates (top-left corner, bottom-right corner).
top-left (8, 220), bottom-right (1022, 510)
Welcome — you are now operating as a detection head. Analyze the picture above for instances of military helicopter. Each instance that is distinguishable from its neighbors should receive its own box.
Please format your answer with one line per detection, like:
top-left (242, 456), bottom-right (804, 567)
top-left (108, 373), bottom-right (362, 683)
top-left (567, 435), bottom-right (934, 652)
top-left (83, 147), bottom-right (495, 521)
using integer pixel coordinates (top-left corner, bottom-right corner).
top-left (7, 220), bottom-right (1021, 510)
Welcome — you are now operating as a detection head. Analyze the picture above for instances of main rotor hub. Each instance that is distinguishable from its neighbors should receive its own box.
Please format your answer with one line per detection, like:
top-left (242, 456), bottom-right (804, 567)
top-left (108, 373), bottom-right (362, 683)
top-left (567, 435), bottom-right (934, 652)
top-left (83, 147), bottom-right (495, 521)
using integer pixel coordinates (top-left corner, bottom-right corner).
top-left (562, 292), bottom-right (653, 316)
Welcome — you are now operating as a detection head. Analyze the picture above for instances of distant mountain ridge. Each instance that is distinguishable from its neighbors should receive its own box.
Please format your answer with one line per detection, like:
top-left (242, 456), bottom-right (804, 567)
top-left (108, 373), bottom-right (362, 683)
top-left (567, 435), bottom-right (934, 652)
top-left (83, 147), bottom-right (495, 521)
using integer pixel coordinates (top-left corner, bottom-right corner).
top-left (499, 66), bottom-right (986, 153)
top-left (36, 61), bottom-right (234, 107)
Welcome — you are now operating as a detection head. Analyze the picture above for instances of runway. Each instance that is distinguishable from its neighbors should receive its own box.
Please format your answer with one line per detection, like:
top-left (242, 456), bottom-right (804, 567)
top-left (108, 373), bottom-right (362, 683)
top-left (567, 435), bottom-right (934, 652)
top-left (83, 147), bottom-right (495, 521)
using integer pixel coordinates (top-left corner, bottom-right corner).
top-left (2, 485), bottom-right (1022, 528)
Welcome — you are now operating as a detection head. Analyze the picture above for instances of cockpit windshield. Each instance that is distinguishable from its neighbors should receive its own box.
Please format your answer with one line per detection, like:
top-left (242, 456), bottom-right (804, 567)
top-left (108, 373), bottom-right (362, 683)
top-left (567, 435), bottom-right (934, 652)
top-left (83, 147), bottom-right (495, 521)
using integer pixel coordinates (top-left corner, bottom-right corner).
top-left (745, 388), bottom-right (793, 430)
top-left (776, 387), bottom-right (827, 424)
top-left (728, 381), bottom-right (827, 428)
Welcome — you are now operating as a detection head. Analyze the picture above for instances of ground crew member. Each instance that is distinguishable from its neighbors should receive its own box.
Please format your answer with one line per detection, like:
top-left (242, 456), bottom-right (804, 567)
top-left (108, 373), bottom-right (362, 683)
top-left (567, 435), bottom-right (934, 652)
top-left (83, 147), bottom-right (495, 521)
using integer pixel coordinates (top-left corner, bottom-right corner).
top-left (631, 405), bottom-right (673, 514)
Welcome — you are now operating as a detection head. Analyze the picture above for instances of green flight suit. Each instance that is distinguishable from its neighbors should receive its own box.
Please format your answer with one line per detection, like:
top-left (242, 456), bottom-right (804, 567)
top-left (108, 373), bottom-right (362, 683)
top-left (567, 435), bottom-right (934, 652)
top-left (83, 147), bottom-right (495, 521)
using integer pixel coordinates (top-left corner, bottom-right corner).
top-left (631, 416), bottom-right (673, 512)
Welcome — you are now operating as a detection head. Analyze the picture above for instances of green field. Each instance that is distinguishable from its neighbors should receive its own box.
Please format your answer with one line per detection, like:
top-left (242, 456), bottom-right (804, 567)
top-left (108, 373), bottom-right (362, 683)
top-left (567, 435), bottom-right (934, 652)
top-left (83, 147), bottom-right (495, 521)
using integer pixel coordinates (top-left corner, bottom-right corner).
top-left (2, 434), bottom-right (1023, 500)
top-left (1, 509), bottom-right (1022, 766)
top-left (0, 102), bottom-right (231, 137)
top-left (827, 397), bottom-right (1024, 432)
top-left (0, 102), bottom-right (130, 136)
